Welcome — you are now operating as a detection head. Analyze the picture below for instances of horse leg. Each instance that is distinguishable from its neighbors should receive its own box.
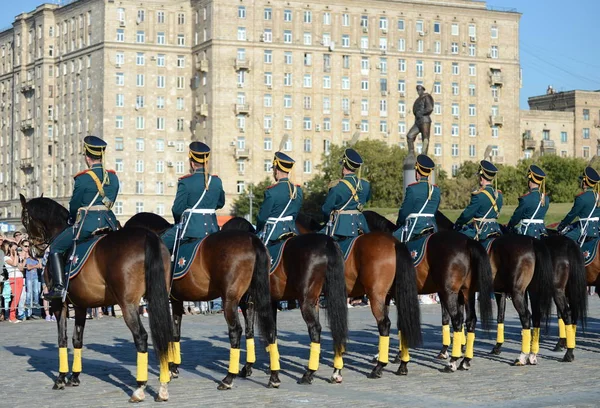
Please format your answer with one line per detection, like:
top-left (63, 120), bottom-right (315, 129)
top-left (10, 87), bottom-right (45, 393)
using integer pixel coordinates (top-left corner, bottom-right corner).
top-left (267, 300), bottom-right (281, 388)
top-left (490, 292), bottom-right (507, 355)
top-left (552, 289), bottom-right (573, 361)
top-left (52, 300), bottom-right (69, 390)
top-left (459, 290), bottom-right (477, 371)
top-left (169, 300), bottom-right (184, 378)
top-left (239, 296), bottom-right (256, 378)
top-left (217, 299), bottom-right (243, 390)
top-left (66, 307), bottom-right (87, 387)
top-left (437, 303), bottom-right (451, 360)
top-left (511, 291), bottom-right (531, 366)
top-left (554, 317), bottom-right (567, 352)
top-left (368, 295), bottom-right (391, 379)
top-left (441, 292), bottom-right (463, 373)
top-left (120, 303), bottom-right (150, 403)
top-left (386, 295), bottom-right (402, 365)
top-left (298, 299), bottom-right (322, 385)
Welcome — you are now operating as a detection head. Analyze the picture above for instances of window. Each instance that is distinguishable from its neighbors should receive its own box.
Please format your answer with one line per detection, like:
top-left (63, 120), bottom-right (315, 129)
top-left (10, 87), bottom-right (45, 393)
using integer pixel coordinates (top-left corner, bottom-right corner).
top-left (303, 74), bottom-right (312, 88)
top-left (340, 13), bottom-right (349, 26)
top-left (238, 6), bottom-right (246, 19)
top-left (398, 19), bottom-right (405, 31)
top-left (380, 17), bottom-right (388, 30)
top-left (264, 8), bottom-right (272, 20)
top-left (136, 116), bottom-right (145, 129)
top-left (399, 122), bottom-right (406, 134)
top-left (452, 83), bottom-right (459, 96)
top-left (583, 109), bottom-right (590, 120)
top-left (434, 103), bottom-right (442, 115)
top-left (176, 162), bottom-right (184, 174)
top-left (136, 74), bottom-right (145, 87)
top-left (303, 11), bottom-right (312, 23)
top-left (491, 26), bottom-right (498, 39)
top-left (264, 115), bottom-right (272, 130)
top-left (116, 29), bottom-right (124, 42)
top-left (156, 117), bottom-right (165, 130)
top-left (136, 31), bottom-right (145, 43)
top-left (342, 76), bottom-right (350, 90)
top-left (323, 97), bottom-right (331, 113)
top-left (322, 33), bottom-right (331, 46)
top-left (177, 55), bottom-right (185, 68)
top-left (156, 139), bottom-right (165, 152)
top-left (434, 61), bottom-right (441, 74)
top-left (583, 146), bottom-right (590, 158)
top-left (451, 43), bottom-right (459, 54)
top-left (303, 32), bottom-right (312, 45)
top-left (284, 52), bottom-right (292, 64)
top-left (434, 123), bottom-right (442, 136)
top-left (542, 130), bottom-right (550, 141)
top-left (398, 38), bottom-right (405, 52)
top-left (323, 76), bottom-right (331, 89)
top-left (264, 50), bottom-right (272, 64)
top-left (561, 131), bottom-right (568, 143)
top-left (116, 94), bottom-right (124, 107)
top-left (451, 24), bottom-right (459, 36)
top-left (469, 84), bottom-right (476, 96)
top-left (264, 160), bottom-right (273, 172)
top-left (434, 143), bottom-right (442, 156)
top-left (135, 202), bottom-right (144, 214)
top-left (284, 73), bottom-right (292, 86)
top-left (379, 38), bottom-right (387, 50)
top-left (116, 159), bottom-right (124, 172)
top-left (135, 160), bottom-right (144, 173)
top-left (114, 202), bottom-right (123, 215)
top-left (583, 128), bottom-right (590, 139)
top-left (469, 24), bottom-right (476, 38)
top-left (237, 28), bottom-right (246, 41)
top-left (343, 55), bottom-right (350, 69)
top-left (156, 96), bottom-right (165, 109)
top-left (416, 60), bottom-right (424, 78)
top-left (342, 35), bottom-right (350, 48)
top-left (433, 22), bottom-right (441, 34)
top-left (116, 52), bottom-right (124, 66)
top-left (490, 46), bottom-right (499, 59)
top-left (361, 15), bottom-right (368, 28)
top-left (398, 80), bottom-right (406, 94)
top-left (304, 160), bottom-right (312, 174)
top-left (452, 124), bottom-right (459, 137)
top-left (177, 34), bottom-right (185, 46)
top-left (342, 119), bottom-right (350, 132)
top-left (434, 41), bottom-right (441, 54)
top-left (469, 124), bottom-right (477, 137)
top-left (303, 117), bottom-right (312, 130)
top-left (452, 63), bottom-right (459, 75)
top-left (284, 94), bottom-right (292, 108)
top-left (361, 99), bottom-right (369, 115)
top-left (433, 82), bottom-right (441, 94)
top-left (263, 29), bottom-right (272, 43)
top-left (417, 40), bottom-right (424, 53)
top-left (304, 52), bottom-right (312, 66)
top-left (157, 32), bottom-right (165, 45)
top-left (452, 104), bottom-right (459, 117)
top-left (265, 72), bottom-right (273, 86)
top-left (469, 44), bottom-right (476, 57)
top-left (284, 30), bottom-right (292, 43)
top-left (452, 144), bottom-right (459, 157)
top-left (157, 75), bottom-right (165, 88)
top-left (284, 138), bottom-right (292, 151)
top-left (176, 97), bottom-right (184, 110)
top-left (491, 126), bottom-right (499, 138)
top-left (323, 12), bottom-right (331, 25)
top-left (323, 118), bottom-right (331, 131)
top-left (284, 9), bottom-right (292, 22)
top-left (361, 120), bottom-right (369, 132)
top-left (416, 20), bottom-right (423, 33)
top-left (264, 93), bottom-right (272, 107)
top-left (303, 138), bottom-right (312, 152)
top-left (136, 52), bottom-right (145, 66)
top-left (264, 137), bottom-right (272, 151)
top-left (469, 104), bottom-right (476, 116)
top-left (115, 137), bottom-right (124, 150)
top-left (157, 11), bottom-right (165, 23)
top-left (469, 64), bottom-right (476, 76)
top-left (399, 59), bottom-right (407, 72)
top-left (135, 181), bottom-right (144, 194)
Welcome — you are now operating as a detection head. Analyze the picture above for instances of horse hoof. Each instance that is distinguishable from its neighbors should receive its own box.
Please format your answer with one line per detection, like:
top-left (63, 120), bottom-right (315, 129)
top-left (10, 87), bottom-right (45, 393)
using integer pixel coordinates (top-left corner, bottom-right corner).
top-left (527, 353), bottom-right (538, 365)
top-left (562, 351), bottom-right (574, 363)
top-left (52, 383), bottom-right (65, 390)
top-left (436, 351), bottom-right (449, 360)
top-left (395, 363), bottom-right (408, 376)
top-left (330, 374), bottom-right (343, 384)
top-left (514, 353), bottom-right (528, 366)
top-left (217, 382), bottom-right (232, 391)
top-left (129, 388), bottom-right (146, 403)
top-left (459, 359), bottom-right (471, 371)
top-left (553, 344), bottom-right (564, 352)
top-left (490, 344), bottom-right (503, 355)
top-left (298, 375), bottom-right (313, 385)
top-left (239, 365), bottom-right (253, 378)
top-left (268, 380), bottom-right (281, 389)
top-left (154, 384), bottom-right (169, 402)
top-left (443, 366), bottom-right (455, 373)
top-left (368, 367), bottom-right (383, 379)
top-left (66, 373), bottom-right (80, 387)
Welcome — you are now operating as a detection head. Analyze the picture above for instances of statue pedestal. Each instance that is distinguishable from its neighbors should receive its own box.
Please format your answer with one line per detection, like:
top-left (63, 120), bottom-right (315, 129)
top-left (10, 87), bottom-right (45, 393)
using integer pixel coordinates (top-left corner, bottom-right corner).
top-left (403, 155), bottom-right (435, 194)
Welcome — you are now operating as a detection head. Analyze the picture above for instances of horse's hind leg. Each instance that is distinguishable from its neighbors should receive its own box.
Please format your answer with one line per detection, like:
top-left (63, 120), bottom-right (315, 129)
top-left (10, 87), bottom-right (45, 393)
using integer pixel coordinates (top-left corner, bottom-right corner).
top-left (239, 295), bottom-right (256, 378)
top-left (368, 294), bottom-right (391, 379)
top-left (459, 290), bottom-right (477, 371)
top-left (437, 304), bottom-right (451, 359)
top-left (217, 299), bottom-right (243, 390)
top-left (66, 307), bottom-right (87, 387)
top-left (490, 292), bottom-right (507, 355)
top-left (169, 300), bottom-right (184, 378)
top-left (553, 289), bottom-right (573, 361)
top-left (52, 300), bottom-right (69, 390)
top-left (120, 303), bottom-right (149, 402)
top-left (440, 292), bottom-right (464, 373)
top-left (511, 291), bottom-right (532, 366)
top-left (298, 298), bottom-right (322, 385)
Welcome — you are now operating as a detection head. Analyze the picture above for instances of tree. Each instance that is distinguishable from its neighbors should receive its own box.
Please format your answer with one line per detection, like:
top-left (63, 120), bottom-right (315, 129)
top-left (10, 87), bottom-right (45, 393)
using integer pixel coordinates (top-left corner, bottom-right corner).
top-left (230, 178), bottom-right (272, 222)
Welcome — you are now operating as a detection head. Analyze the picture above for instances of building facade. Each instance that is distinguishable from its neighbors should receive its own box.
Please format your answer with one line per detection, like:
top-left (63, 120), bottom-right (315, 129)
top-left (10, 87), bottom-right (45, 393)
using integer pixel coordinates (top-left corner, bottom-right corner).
top-left (0, 0), bottom-right (522, 226)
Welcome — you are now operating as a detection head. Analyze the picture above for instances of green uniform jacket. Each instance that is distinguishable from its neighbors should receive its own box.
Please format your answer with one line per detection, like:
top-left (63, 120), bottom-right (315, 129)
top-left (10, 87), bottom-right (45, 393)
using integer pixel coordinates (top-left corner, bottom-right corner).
top-left (455, 185), bottom-right (503, 241)
top-left (558, 188), bottom-right (600, 242)
top-left (322, 175), bottom-right (371, 238)
top-left (256, 178), bottom-right (303, 244)
top-left (507, 188), bottom-right (549, 239)
top-left (394, 179), bottom-right (441, 242)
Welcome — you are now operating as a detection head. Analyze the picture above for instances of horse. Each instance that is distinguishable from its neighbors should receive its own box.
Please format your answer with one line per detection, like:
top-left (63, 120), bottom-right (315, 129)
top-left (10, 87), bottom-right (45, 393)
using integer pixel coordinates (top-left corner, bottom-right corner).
top-left (19, 196), bottom-right (173, 402)
top-left (221, 217), bottom-right (348, 384)
top-left (124, 212), bottom-right (278, 389)
top-left (542, 230), bottom-right (589, 362)
top-left (297, 213), bottom-right (492, 374)
top-left (430, 210), bottom-right (555, 365)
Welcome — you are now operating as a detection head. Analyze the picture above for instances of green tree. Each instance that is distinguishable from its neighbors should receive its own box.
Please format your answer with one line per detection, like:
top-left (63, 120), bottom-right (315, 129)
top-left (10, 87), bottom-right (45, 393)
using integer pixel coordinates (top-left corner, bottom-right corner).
top-left (230, 178), bottom-right (272, 222)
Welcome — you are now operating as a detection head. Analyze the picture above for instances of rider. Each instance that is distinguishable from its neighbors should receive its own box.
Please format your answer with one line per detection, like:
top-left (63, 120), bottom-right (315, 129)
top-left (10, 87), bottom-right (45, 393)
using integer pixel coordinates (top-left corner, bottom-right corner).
top-left (45, 136), bottom-right (119, 299)
top-left (506, 165), bottom-right (550, 239)
top-left (256, 152), bottom-right (303, 245)
top-left (322, 148), bottom-right (371, 240)
top-left (394, 154), bottom-right (441, 242)
top-left (454, 160), bottom-right (503, 241)
top-left (161, 142), bottom-right (225, 252)
top-left (557, 166), bottom-right (600, 244)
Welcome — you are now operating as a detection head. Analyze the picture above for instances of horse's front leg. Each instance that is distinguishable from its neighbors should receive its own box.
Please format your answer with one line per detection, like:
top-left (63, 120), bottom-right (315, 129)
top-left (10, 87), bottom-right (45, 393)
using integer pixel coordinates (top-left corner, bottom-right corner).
top-left (66, 307), bottom-right (87, 387)
top-left (53, 300), bottom-right (69, 390)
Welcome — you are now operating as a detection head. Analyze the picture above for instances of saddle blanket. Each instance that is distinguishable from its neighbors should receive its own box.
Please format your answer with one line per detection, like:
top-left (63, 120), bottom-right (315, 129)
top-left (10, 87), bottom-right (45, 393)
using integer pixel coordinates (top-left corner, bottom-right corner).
top-left (173, 238), bottom-right (204, 280)
top-left (267, 239), bottom-right (289, 274)
top-left (337, 236), bottom-right (359, 261)
top-left (406, 235), bottom-right (431, 267)
top-left (581, 238), bottom-right (599, 267)
top-left (480, 237), bottom-right (496, 254)
top-left (67, 235), bottom-right (105, 279)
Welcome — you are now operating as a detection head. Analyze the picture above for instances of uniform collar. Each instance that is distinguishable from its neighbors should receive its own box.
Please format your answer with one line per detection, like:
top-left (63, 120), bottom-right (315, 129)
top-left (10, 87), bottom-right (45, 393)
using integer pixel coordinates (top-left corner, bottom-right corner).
top-left (278, 177), bottom-right (289, 182)
top-left (193, 168), bottom-right (206, 174)
top-left (530, 187), bottom-right (539, 192)
top-left (418, 178), bottom-right (429, 183)
top-left (90, 163), bottom-right (103, 169)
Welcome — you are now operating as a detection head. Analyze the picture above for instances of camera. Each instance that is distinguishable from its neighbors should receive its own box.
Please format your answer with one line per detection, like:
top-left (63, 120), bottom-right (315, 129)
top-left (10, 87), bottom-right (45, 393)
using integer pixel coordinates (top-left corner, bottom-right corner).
top-left (17, 247), bottom-right (22, 252)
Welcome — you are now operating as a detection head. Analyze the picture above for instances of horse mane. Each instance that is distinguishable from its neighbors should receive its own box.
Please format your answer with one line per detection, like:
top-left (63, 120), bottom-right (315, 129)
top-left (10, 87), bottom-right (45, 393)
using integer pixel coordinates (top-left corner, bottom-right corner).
top-left (221, 217), bottom-right (256, 234)
top-left (435, 210), bottom-right (455, 231)
top-left (296, 213), bottom-right (324, 232)
top-left (362, 211), bottom-right (397, 233)
top-left (26, 197), bottom-right (69, 227)
top-left (124, 212), bottom-right (172, 234)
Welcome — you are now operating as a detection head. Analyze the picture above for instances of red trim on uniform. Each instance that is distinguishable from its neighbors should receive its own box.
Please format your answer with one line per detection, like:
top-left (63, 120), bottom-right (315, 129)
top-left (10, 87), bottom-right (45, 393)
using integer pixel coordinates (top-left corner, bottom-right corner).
top-left (407, 182), bottom-right (418, 187)
top-left (520, 192), bottom-right (530, 198)
top-left (497, 190), bottom-right (503, 193)
top-left (266, 184), bottom-right (277, 190)
top-left (178, 173), bottom-right (193, 180)
top-left (576, 191), bottom-right (586, 197)
top-left (73, 169), bottom-right (91, 179)
top-left (107, 169), bottom-right (116, 174)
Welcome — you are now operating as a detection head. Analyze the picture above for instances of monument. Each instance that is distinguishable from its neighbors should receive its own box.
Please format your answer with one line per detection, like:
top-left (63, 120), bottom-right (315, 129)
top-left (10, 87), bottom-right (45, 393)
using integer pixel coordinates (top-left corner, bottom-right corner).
top-left (404, 85), bottom-right (435, 188)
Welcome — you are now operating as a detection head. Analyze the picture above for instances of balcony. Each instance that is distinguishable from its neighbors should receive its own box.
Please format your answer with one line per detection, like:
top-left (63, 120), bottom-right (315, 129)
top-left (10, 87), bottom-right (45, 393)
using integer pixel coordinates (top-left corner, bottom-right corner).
top-left (489, 115), bottom-right (504, 126)
top-left (523, 139), bottom-right (537, 150)
top-left (20, 119), bottom-right (34, 131)
top-left (20, 81), bottom-right (34, 93)
top-left (197, 59), bottom-right (209, 72)
top-left (489, 73), bottom-right (504, 86)
top-left (235, 59), bottom-right (250, 70)
top-left (234, 148), bottom-right (250, 159)
top-left (20, 157), bottom-right (33, 170)
top-left (198, 103), bottom-right (208, 117)
top-left (235, 103), bottom-right (250, 114)
top-left (541, 139), bottom-right (556, 155)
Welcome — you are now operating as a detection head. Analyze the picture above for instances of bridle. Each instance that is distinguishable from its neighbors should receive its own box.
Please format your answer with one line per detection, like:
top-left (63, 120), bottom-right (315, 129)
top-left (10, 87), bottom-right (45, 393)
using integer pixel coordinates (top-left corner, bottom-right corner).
top-left (21, 206), bottom-right (52, 254)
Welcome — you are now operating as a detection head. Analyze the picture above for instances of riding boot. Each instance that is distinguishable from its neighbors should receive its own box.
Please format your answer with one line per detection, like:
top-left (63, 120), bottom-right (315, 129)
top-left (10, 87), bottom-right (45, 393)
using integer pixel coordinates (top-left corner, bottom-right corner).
top-left (44, 253), bottom-right (67, 300)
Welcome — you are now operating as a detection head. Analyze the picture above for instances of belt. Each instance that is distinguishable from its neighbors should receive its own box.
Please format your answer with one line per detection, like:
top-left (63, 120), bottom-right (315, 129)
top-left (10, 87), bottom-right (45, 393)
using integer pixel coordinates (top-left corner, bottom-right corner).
top-left (183, 209), bottom-right (216, 215)
top-left (335, 210), bottom-right (362, 215)
top-left (267, 216), bottom-right (293, 223)
top-left (521, 219), bottom-right (544, 224)
top-left (406, 213), bottom-right (434, 219)
top-left (473, 218), bottom-right (497, 223)
top-left (579, 217), bottom-right (599, 222)
top-left (78, 205), bottom-right (109, 212)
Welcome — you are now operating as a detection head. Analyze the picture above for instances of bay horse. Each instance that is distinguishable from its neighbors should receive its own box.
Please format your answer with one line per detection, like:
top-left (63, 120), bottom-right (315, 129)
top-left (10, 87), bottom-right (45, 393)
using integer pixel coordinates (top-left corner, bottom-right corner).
top-left (543, 230), bottom-right (589, 362)
top-left (20, 195), bottom-right (173, 402)
top-left (297, 213), bottom-right (492, 375)
top-left (431, 210), bottom-right (555, 365)
top-left (355, 211), bottom-right (494, 372)
top-left (221, 217), bottom-right (348, 385)
top-left (124, 213), bottom-right (278, 390)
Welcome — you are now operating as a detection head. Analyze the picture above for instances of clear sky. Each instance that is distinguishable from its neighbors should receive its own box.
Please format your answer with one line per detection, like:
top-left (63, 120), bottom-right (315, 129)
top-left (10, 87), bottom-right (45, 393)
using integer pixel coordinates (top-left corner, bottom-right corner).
top-left (1, 0), bottom-right (599, 109)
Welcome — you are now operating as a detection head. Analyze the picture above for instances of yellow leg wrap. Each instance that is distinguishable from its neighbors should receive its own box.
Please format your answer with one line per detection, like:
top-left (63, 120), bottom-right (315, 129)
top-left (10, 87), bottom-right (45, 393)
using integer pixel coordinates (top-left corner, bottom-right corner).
top-left (451, 332), bottom-right (462, 358)
top-left (521, 329), bottom-right (532, 354)
top-left (531, 328), bottom-right (540, 354)
top-left (72, 348), bottom-right (82, 373)
top-left (267, 343), bottom-right (280, 372)
top-left (378, 336), bottom-right (390, 364)
top-left (136, 352), bottom-right (149, 382)
top-left (461, 326), bottom-right (466, 346)
top-left (246, 338), bottom-right (256, 364)
top-left (159, 358), bottom-right (170, 383)
top-left (228, 348), bottom-right (241, 374)
top-left (398, 331), bottom-right (402, 352)
top-left (400, 335), bottom-right (410, 363)
top-left (333, 352), bottom-right (344, 370)
top-left (442, 325), bottom-right (451, 346)
top-left (59, 347), bottom-right (69, 374)
top-left (173, 341), bottom-right (181, 365)
top-left (308, 342), bottom-right (320, 371)
top-left (558, 318), bottom-right (566, 339)
top-left (465, 332), bottom-right (475, 359)
top-left (566, 324), bottom-right (575, 349)
top-left (496, 323), bottom-right (505, 344)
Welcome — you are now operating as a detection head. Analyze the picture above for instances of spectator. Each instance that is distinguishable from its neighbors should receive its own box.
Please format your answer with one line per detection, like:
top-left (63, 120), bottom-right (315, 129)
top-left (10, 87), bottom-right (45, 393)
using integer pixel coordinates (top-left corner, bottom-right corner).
top-left (21, 240), bottom-right (41, 320)
top-left (12, 231), bottom-right (23, 244)
top-left (4, 241), bottom-right (25, 323)
top-left (0, 237), bottom-right (6, 322)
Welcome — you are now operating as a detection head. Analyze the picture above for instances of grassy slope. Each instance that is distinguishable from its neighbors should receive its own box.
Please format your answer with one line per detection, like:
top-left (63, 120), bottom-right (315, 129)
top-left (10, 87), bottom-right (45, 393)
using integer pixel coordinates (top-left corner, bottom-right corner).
top-left (370, 202), bottom-right (571, 225)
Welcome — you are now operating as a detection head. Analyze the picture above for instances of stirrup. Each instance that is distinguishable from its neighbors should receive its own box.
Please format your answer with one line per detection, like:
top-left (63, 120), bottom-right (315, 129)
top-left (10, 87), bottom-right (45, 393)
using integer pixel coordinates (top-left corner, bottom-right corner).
top-left (44, 287), bottom-right (67, 300)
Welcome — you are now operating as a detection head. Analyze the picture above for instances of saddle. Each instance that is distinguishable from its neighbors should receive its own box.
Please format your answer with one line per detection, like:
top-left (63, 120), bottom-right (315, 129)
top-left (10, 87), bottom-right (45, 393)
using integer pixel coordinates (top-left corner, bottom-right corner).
top-left (405, 227), bottom-right (435, 243)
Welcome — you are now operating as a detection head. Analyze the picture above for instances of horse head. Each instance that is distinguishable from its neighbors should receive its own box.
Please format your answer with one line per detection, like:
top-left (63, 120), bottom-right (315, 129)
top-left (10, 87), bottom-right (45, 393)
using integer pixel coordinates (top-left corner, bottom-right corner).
top-left (20, 194), bottom-right (69, 254)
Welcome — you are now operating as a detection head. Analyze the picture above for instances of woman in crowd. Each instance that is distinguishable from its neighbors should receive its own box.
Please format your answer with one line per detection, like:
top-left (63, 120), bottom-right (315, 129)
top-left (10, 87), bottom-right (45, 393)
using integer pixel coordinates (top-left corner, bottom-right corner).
top-left (21, 240), bottom-right (41, 320)
top-left (4, 241), bottom-right (25, 323)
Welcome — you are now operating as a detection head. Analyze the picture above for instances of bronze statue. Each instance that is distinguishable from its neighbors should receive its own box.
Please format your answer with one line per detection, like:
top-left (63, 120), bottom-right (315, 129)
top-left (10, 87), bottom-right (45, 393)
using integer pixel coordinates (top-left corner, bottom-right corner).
top-left (407, 85), bottom-right (434, 157)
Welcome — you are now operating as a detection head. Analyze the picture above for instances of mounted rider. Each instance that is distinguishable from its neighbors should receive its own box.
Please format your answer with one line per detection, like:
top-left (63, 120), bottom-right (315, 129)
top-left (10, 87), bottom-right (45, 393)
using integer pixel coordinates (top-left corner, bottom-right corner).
top-left (506, 165), bottom-right (550, 239)
top-left (557, 166), bottom-right (600, 245)
top-left (161, 142), bottom-right (225, 252)
top-left (322, 148), bottom-right (371, 240)
top-left (256, 152), bottom-right (303, 245)
top-left (394, 154), bottom-right (441, 242)
top-left (455, 160), bottom-right (503, 241)
top-left (45, 136), bottom-right (119, 300)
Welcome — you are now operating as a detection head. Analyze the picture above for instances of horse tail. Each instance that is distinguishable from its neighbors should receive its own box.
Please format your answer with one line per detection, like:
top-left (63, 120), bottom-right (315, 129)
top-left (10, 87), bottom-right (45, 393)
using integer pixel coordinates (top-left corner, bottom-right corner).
top-left (249, 235), bottom-right (275, 343)
top-left (532, 239), bottom-right (555, 330)
top-left (323, 237), bottom-right (348, 356)
top-left (565, 238), bottom-right (588, 331)
top-left (468, 240), bottom-right (494, 331)
top-left (394, 241), bottom-right (422, 347)
top-left (144, 230), bottom-right (173, 364)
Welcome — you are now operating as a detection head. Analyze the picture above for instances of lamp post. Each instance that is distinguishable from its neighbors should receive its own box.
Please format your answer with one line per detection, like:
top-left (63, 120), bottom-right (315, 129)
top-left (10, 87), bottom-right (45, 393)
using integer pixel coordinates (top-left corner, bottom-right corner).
top-left (247, 187), bottom-right (254, 224)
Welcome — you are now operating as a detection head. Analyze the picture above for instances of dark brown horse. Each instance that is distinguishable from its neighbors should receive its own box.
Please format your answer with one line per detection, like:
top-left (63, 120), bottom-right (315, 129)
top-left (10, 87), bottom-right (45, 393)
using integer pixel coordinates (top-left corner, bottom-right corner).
top-left (356, 211), bottom-right (494, 372)
top-left (20, 196), bottom-right (173, 402)
top-left (221, 217), bottom-right (348, 384)
top-left (431, 211), bottom-right (555, 365)
top-left (125, 212), bottom-right (277, 390)
top-left (543, 230), bottom-right (589, 361)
